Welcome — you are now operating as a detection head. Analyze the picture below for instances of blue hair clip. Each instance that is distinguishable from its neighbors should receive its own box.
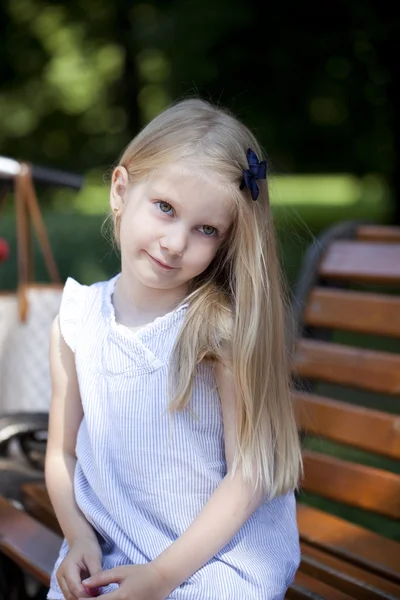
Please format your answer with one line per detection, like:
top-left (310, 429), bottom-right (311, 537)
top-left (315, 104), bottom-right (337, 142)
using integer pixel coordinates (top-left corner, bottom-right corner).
top-left (240, 148), bottom-right (267, 201)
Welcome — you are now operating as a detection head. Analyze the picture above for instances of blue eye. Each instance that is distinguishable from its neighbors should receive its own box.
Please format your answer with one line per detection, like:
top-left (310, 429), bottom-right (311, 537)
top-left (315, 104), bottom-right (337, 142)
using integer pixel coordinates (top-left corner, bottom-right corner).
top-left (199, 225), bottom-right (217, 237)
top-left (157, 201), bottom-right (174, 215)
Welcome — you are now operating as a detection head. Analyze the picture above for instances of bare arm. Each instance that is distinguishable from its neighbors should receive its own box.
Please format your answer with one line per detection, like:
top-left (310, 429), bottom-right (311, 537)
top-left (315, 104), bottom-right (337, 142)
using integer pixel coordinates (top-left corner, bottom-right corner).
top-left (151, 358), bottom-right (265, 592)
top-left (45, 315), bottom-right (97, 546)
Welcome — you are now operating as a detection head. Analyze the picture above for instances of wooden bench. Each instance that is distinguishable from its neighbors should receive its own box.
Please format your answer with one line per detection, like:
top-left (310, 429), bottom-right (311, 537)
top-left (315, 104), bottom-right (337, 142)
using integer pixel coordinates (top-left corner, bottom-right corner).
top-left (0, 495), bottom-right (61, 598)
top-left (2, 488), bottom-right (355, 600)
top-left (292, 221), bottom-right (400, 598)
top-left (2, 220), bottom-right (400, 599)
top-left (3, 484), bottom-right (376, 599)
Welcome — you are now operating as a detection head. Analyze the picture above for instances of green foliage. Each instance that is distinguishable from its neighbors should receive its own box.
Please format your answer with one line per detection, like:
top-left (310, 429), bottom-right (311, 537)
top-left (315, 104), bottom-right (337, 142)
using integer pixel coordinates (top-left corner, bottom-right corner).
top-left (0, 168), bottom-right (391, 291)
top-left (0, 0), bottom-right (397, 185)
top-left (0, 213), bottom-right (118, 289)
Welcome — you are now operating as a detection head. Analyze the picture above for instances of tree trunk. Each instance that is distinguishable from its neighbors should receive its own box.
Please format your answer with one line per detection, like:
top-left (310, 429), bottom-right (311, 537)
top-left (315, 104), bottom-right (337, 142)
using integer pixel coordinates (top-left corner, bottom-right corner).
top-left (114, 3), bottom-right (141, 138)
top-left (377, 22), bottom-right (400, 224)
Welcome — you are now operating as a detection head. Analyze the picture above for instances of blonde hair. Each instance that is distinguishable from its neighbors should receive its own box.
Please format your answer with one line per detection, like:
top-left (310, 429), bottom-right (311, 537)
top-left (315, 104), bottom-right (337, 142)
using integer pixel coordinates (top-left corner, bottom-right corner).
top-left (117, 98), bottom-right (302, 498)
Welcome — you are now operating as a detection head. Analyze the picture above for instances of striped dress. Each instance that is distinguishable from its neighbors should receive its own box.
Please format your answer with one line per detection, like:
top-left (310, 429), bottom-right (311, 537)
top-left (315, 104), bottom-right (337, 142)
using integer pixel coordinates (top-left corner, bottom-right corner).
top-left (48, 275), bottom-right (300, 600)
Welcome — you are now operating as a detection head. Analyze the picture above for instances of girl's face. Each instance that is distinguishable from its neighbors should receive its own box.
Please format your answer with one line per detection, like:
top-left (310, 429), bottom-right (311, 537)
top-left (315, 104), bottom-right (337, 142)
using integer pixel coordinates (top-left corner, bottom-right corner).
top-left (111, 162), bottom-right (235, 295)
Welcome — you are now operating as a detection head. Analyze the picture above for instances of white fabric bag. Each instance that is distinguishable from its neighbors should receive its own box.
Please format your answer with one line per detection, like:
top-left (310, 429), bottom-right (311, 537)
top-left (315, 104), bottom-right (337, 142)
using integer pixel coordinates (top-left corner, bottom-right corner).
top-left (0, 163), bottom-right (62, 413)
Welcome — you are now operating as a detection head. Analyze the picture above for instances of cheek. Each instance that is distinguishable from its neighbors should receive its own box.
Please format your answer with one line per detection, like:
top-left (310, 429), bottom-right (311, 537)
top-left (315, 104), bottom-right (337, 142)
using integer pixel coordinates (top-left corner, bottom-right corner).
top-left (120, 206), bottom-right (155, 245)
top-left (189, 239), bottom-right (220, 268)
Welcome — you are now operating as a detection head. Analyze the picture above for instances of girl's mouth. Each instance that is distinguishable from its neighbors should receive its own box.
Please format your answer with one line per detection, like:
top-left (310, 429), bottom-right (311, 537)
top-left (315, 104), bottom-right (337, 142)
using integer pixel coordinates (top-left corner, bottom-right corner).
top-left (147, 253), bottom-right (177, 271)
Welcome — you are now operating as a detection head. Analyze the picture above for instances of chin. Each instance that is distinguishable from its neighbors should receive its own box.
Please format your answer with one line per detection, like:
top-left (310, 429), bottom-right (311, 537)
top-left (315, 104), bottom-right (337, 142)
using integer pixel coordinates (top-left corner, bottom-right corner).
top-left (140, 271), bottom-right (180, 290)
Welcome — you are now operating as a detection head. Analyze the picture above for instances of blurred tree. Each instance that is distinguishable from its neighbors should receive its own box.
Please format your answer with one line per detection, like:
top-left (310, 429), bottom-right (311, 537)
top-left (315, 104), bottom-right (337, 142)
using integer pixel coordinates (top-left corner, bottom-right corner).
top-left (0, 0), bottom-right (398, 219)
top-left (0, 0), bottom-right (133, 171)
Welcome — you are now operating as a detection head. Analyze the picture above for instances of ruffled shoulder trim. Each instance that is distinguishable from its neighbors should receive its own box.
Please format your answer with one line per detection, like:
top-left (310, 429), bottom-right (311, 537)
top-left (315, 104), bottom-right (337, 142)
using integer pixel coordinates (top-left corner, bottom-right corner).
top-left (59, 277), bottom-right (88, 353)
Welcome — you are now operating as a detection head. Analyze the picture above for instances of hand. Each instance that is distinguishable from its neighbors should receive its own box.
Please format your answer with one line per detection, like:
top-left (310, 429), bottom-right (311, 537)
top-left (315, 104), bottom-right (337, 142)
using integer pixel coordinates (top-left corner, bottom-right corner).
top-left (56, 535), bottom-right (103, 600)
top-left (80, 563), bottom-right (172, 600)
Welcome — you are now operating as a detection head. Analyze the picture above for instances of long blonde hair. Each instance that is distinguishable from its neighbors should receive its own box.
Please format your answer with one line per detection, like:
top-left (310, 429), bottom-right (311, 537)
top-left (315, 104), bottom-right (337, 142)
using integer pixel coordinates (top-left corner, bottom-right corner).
top-left (117, 98), bottom-right (302, 498)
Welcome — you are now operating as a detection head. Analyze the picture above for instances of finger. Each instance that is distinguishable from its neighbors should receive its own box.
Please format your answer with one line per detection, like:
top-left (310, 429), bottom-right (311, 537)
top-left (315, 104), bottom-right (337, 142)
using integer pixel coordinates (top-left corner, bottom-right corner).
top-left (83, 566), bottom-right (124, 587)
top-left (79, 589), bottom-right (120, 600)
top-left (84, 551), bottom-right (103, 577)
top-left (59, 575), bottom-right (79, 600)
top-left (83, 584), bottom-right (101, 597)
top-left (64, 564), bottom-right (90, 598)
top-left (57, 572), bottom-right (73, 600)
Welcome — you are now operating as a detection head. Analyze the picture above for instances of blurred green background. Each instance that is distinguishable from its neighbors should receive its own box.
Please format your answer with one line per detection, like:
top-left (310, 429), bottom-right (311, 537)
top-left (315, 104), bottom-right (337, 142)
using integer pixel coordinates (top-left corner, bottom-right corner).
top-left (1, 1), bottom-right (399, 541)
top-left (1, 1), bottom-right (398, 291)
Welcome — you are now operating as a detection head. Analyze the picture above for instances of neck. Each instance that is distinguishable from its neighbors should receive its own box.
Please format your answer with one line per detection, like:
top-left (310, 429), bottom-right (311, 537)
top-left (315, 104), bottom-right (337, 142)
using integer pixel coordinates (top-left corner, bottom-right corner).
top-left (113, 268), bottom-right (188, 328)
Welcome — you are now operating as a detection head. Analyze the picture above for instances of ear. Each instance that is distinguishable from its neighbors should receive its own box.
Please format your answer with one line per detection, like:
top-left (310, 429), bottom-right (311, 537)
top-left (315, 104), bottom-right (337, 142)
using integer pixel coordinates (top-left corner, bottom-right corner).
top-left (110, 166), bottom-right (129, 212)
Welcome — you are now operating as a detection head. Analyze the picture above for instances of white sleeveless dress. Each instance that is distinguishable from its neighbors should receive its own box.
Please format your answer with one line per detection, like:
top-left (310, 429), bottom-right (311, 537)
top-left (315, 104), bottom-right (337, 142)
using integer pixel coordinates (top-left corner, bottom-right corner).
top-left (48, 275), bottom-right (300, 599)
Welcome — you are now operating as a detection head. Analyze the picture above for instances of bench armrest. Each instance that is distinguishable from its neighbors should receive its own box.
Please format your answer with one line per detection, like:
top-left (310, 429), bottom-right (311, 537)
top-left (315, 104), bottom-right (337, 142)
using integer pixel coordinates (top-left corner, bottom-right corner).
top-left (0, 496), bottom-right (61, 587)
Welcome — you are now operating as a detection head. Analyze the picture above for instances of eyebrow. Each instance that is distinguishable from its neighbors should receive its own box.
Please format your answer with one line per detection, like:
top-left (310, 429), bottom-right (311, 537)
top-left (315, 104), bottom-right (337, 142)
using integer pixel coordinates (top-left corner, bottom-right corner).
top-left (150, 188), bottom-right (182, 213)
top-left (149, 179), bottom-right (176, 200)
top-left (149, 183), bottom-right (232, 232)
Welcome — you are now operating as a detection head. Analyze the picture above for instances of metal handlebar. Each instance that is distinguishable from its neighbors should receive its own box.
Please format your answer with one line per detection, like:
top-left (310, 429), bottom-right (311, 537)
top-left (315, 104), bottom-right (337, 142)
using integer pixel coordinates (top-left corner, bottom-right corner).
top-left (0, 156), bottom-right (84, 190)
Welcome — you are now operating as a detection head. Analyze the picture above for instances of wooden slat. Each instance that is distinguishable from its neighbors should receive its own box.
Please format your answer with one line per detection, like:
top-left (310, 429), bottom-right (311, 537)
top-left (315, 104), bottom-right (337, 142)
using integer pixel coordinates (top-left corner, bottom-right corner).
top-left (319, 241), bottom-right (400, 284)
top-left (294, 391), bottom-right (400, 460)
top-left (297, 504), bottom-right (400, 584)
top-left (302, 451), bottom-right (400, 519)
top-left (300, 542), bottom-right (400, 599)
top-left (304, 288), bottom-right (400, 337)
top-left (0, 496), bottom-right (61, 586)
top-left (357, 226), bottom-right (400, 243)
top-left (292, 339), bottom-right (400, 395)
top-left (288, 571), bottom-right (354, 600)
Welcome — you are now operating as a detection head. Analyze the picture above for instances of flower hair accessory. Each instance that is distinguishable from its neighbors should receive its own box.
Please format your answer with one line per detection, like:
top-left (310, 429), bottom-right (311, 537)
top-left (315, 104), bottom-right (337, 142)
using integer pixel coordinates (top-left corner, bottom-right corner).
top-left (240, 148), bottom-right (267, 201)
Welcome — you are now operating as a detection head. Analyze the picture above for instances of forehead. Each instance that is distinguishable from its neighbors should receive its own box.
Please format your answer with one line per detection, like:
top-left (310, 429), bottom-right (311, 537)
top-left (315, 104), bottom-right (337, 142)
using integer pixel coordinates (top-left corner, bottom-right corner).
top-left (147, 162), bottom-right (236, 227)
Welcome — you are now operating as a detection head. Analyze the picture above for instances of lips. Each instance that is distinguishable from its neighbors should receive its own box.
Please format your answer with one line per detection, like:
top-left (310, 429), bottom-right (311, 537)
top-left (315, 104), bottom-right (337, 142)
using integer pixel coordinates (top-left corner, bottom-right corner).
top-left (147, 253), bottom-right (176, 270)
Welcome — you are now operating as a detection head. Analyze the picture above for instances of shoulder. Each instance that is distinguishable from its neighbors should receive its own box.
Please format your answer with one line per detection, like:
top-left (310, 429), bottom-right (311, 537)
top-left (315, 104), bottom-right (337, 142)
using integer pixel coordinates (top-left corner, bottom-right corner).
top-left (61, 276), bottom-right (109, 300)
top-left (61, 276), bottom-right (114, 310)
top-left (58, 276), bottom-right (115, 352)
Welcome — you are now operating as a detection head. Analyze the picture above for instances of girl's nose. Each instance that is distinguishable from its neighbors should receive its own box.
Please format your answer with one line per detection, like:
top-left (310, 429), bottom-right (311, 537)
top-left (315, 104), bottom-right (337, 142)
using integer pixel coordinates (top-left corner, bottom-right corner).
top-left (160, 228), bottom-right (187, 257)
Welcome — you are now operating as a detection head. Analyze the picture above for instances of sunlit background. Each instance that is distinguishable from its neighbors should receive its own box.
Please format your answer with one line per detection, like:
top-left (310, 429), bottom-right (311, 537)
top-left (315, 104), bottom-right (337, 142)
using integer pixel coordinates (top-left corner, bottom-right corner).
top-left (0, 0), bottom-right (398, 292)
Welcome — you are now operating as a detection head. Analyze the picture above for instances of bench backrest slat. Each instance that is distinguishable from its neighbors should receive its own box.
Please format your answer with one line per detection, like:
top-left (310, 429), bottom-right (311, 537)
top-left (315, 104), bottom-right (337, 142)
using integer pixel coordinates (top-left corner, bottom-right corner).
top-left (293, 339), bottom-right (400, 395)
top-left (294, 391), bottom-right (400, 461)
top-left (356, 225), bottom-right (400, 242)
top-left (302, 451), bottom-right (400, 519)
top-left (304, 288), bottom-right (400, 337)
top-left (294, 223), bottom-right (400, 523)
top-left (319, 241), bottom-right (400, 284)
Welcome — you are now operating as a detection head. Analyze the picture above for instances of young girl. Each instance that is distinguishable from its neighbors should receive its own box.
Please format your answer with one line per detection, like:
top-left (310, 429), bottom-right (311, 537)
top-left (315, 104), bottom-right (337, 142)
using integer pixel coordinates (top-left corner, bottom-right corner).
top-left (45, 98), bottom-right (302, 600)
